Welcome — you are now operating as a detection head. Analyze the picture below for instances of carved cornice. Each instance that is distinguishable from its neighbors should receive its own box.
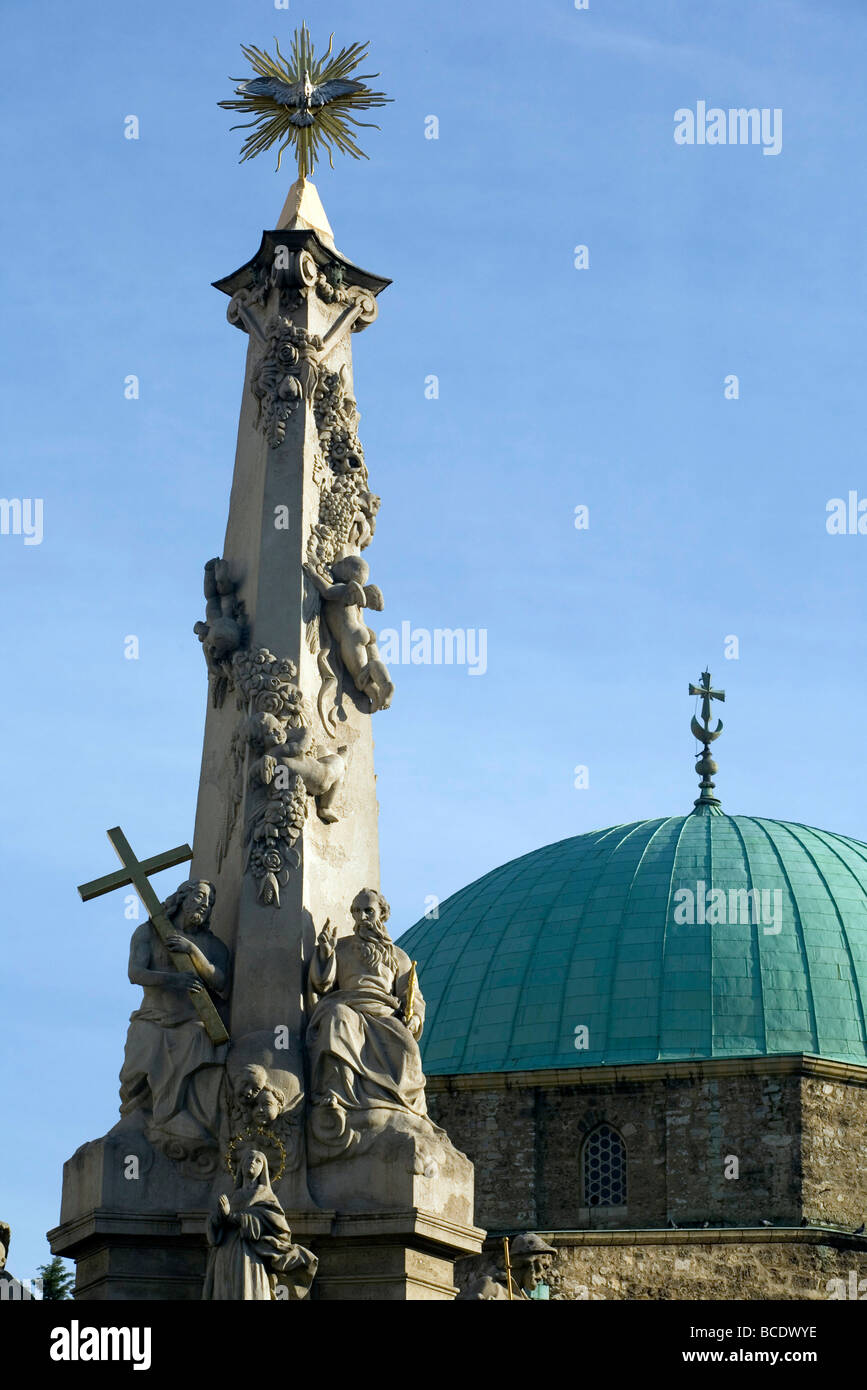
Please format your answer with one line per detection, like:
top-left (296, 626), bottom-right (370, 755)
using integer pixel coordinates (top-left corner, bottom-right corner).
top-left (213, 229), bottom-right (390, 303)
top-left (425, 1053), bottom-right (867, 1094)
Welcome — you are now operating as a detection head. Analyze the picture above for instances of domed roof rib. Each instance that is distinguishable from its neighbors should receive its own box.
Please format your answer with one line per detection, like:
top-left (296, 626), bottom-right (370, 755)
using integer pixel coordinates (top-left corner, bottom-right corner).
top-left (496, 847), bottom-right (581, 1072)
top-left (401, 815), bottom-right (867, 1074)
top-left (602, 817), bottom-right (680, 1064)
top-left (656, 813), bottom-right (701, 1062)
top-left (494, 828), bottom-right (624, 1072)
top-left (655, 811), bottom-right (711, 1056)
top-left (744, 817), bottom-right (821, 1055)
top-left (422, 853), bottom-right (539, 1073)
top-left (443, 835), bottom-right (593, 1072)
top-left (779, 822), bottom-right (867, 1054)
top-left (554, 820), bottom-right (667, 1068)
top-left (726, 815), bottom-right (771, 1056)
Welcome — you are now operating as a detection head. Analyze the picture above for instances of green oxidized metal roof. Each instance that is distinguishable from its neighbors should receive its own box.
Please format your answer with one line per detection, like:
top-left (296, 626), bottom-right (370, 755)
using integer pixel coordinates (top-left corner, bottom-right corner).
top-left (399, 814), bottom-right (867, 1075)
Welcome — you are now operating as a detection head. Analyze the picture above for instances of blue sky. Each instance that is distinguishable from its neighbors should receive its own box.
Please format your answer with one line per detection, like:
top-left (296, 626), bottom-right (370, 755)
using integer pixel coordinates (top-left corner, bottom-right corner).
top-left (3, 0), bottom-right (866, 1281)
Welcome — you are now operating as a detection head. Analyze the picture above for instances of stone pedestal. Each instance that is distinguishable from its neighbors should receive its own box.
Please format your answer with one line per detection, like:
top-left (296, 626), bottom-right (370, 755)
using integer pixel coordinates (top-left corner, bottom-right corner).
top-left (48, 1128), bottom-right (213, 1300)
top-left (302, 1136), bottom-right (483, 1299)
top-left (48, 1212), bottom-right (208, 1301)
top-left (304, 1212), bottom-right (485, 1301)
top-left (51, 1114), bottom-right (482, 1300)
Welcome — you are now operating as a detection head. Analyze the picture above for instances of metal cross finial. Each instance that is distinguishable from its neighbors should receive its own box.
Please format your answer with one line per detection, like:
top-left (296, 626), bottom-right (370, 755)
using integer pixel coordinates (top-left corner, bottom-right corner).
top-left (688, 670), bottom-right (725, 812)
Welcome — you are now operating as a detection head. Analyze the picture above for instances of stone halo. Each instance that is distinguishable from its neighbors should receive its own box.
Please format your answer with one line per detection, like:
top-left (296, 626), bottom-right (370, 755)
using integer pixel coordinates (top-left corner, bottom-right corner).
top-left (224, 1126), bottom-right (287, 1185)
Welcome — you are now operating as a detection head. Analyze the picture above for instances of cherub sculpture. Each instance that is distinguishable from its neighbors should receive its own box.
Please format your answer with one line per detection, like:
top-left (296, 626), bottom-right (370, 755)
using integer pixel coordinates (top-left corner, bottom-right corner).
top-left (305, 556), bottom-right (394, 712)
top-left (248, 711), bottom-right (345, 824)
top-left (194, 558), bottom-right (246, 707)
top-left (230, 1062), bottom-right (304, 1177)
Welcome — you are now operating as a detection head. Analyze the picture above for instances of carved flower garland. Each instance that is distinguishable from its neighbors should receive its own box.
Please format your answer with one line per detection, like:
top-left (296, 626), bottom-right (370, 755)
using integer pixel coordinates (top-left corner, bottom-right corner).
top-left (233, 649), bottom-right (311, 906)
top-left (251, 318), bottom-right (322, 448)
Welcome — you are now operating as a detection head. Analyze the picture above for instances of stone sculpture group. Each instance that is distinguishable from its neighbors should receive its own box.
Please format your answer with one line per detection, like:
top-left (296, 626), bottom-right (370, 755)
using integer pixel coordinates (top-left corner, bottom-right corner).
top-left (111, 874), bottom-right (456, 1297)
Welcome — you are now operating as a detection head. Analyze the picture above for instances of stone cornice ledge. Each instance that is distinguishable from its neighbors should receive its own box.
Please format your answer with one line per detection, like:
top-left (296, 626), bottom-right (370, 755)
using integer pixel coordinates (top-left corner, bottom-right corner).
top-left (425, 1053), bottom-right (867, 1094)
top-left (328, 1208), bottom-right (485, 1255)
top-left (513, 1227), bottom-right (867, 1249)
top-left (48, 1209), bottom-right (211, 1254)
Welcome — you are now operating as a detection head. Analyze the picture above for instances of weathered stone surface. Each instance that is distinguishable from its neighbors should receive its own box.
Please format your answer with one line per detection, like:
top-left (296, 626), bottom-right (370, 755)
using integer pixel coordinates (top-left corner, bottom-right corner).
top-left (311, 1242), bottom-right (457, 1301)
top-left (117, 879), bottom-right (229, 1175)
top-left (303, 1208), bottom-right (483, 1300)
top-left (49, 1205), bottom-right (210, 1301)
top-left (801, 1076), bottom-right (867, 1228)
top-left (458, 1232), bottom-right (867, 1301)
top-left (0, 1220), bottom-right (38, 1301)
top-left (457, 1231), bottom-right (555, 1300)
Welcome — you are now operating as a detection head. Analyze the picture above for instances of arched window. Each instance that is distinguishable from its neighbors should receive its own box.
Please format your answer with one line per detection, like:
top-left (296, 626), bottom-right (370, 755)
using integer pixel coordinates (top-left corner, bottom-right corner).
top-left (582, 1124), bottom-right (627, 1207)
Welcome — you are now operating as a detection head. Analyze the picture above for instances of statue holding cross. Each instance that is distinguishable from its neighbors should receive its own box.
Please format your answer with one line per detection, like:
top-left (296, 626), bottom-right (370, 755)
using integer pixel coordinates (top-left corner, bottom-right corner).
top-left (78, 828), bottom-right (232, 1169)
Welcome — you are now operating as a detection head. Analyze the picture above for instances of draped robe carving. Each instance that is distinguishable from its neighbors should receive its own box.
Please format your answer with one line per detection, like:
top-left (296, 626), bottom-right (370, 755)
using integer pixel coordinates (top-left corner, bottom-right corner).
top-left (203, 1149), bottom-right (317, 1301)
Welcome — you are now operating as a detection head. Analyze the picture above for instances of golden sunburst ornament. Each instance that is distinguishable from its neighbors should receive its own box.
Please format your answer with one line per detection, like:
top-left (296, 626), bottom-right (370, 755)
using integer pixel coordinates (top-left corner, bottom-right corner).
top-left (219, 24), bottom-right (391, 180)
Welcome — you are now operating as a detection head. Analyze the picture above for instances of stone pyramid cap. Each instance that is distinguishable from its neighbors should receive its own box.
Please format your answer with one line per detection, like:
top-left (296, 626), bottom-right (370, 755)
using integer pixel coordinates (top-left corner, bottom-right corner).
top-left (276, 178), bottom-right (337, 250)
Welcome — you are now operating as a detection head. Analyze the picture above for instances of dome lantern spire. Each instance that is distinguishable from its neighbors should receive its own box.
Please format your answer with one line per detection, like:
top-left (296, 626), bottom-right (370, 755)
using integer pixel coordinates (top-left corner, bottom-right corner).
top-left (689, 668), bottom-right (725, 813)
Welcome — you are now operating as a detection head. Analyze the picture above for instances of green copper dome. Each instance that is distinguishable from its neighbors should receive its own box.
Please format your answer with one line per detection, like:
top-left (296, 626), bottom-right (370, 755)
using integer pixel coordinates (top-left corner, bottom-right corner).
top-left (400, 814), bottom-right (867, 1075)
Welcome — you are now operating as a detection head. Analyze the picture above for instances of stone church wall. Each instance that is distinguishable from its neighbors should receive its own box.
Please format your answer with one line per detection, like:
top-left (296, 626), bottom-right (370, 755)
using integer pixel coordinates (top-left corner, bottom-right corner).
top-left (427, 1061), bottom-right (867, 1235)
top-left (800, 1075), bottom-right (867, 1227)
top-left (456, 1233), bottom-right (867, 1301)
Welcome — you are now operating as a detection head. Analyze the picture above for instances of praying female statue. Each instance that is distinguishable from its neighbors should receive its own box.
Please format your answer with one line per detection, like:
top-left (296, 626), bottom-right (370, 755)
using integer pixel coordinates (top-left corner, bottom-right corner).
top-left (203, 1148), bottom-right (317, 1300)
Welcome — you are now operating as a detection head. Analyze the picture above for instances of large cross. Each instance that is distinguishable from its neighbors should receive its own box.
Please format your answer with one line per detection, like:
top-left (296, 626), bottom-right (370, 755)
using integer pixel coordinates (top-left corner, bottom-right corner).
top-left (77, 826), bottom-right (229, 1045)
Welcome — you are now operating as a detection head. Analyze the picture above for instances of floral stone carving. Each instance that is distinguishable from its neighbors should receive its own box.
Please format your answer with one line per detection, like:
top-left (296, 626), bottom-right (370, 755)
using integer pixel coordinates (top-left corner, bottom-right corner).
top-left (250, 316), bottom-right (322, 448)
top-left (233, 648), bottom-right (347, 906)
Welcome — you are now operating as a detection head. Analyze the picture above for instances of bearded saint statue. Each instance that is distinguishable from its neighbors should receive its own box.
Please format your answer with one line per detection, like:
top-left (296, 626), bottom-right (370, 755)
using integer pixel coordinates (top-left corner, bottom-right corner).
top-left (306, 888), bottom-right (429, 1145)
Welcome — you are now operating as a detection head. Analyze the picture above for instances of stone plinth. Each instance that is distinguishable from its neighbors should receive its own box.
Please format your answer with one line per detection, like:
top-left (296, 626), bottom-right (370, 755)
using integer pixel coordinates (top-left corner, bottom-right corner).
top-left (48, 1128), bottom-right (213, 1300)
top-left (303, 1133), bottom-right (482, 1297)
top-left (299, 1210), bottom-right (484, 1301)
top-left (307, 1122), bottom-right (477, 1225)
top-left (48, 1211), bottom-right (208, 1301)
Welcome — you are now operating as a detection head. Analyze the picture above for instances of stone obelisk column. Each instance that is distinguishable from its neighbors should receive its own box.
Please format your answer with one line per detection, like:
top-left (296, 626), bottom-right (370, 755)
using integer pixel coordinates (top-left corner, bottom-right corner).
top-left (192, 181), bottom-right (482, 1296)
top-left (49, 177), bottom-right (481, 1301)
top-left (190, 180), bottom-right (388, 1213)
